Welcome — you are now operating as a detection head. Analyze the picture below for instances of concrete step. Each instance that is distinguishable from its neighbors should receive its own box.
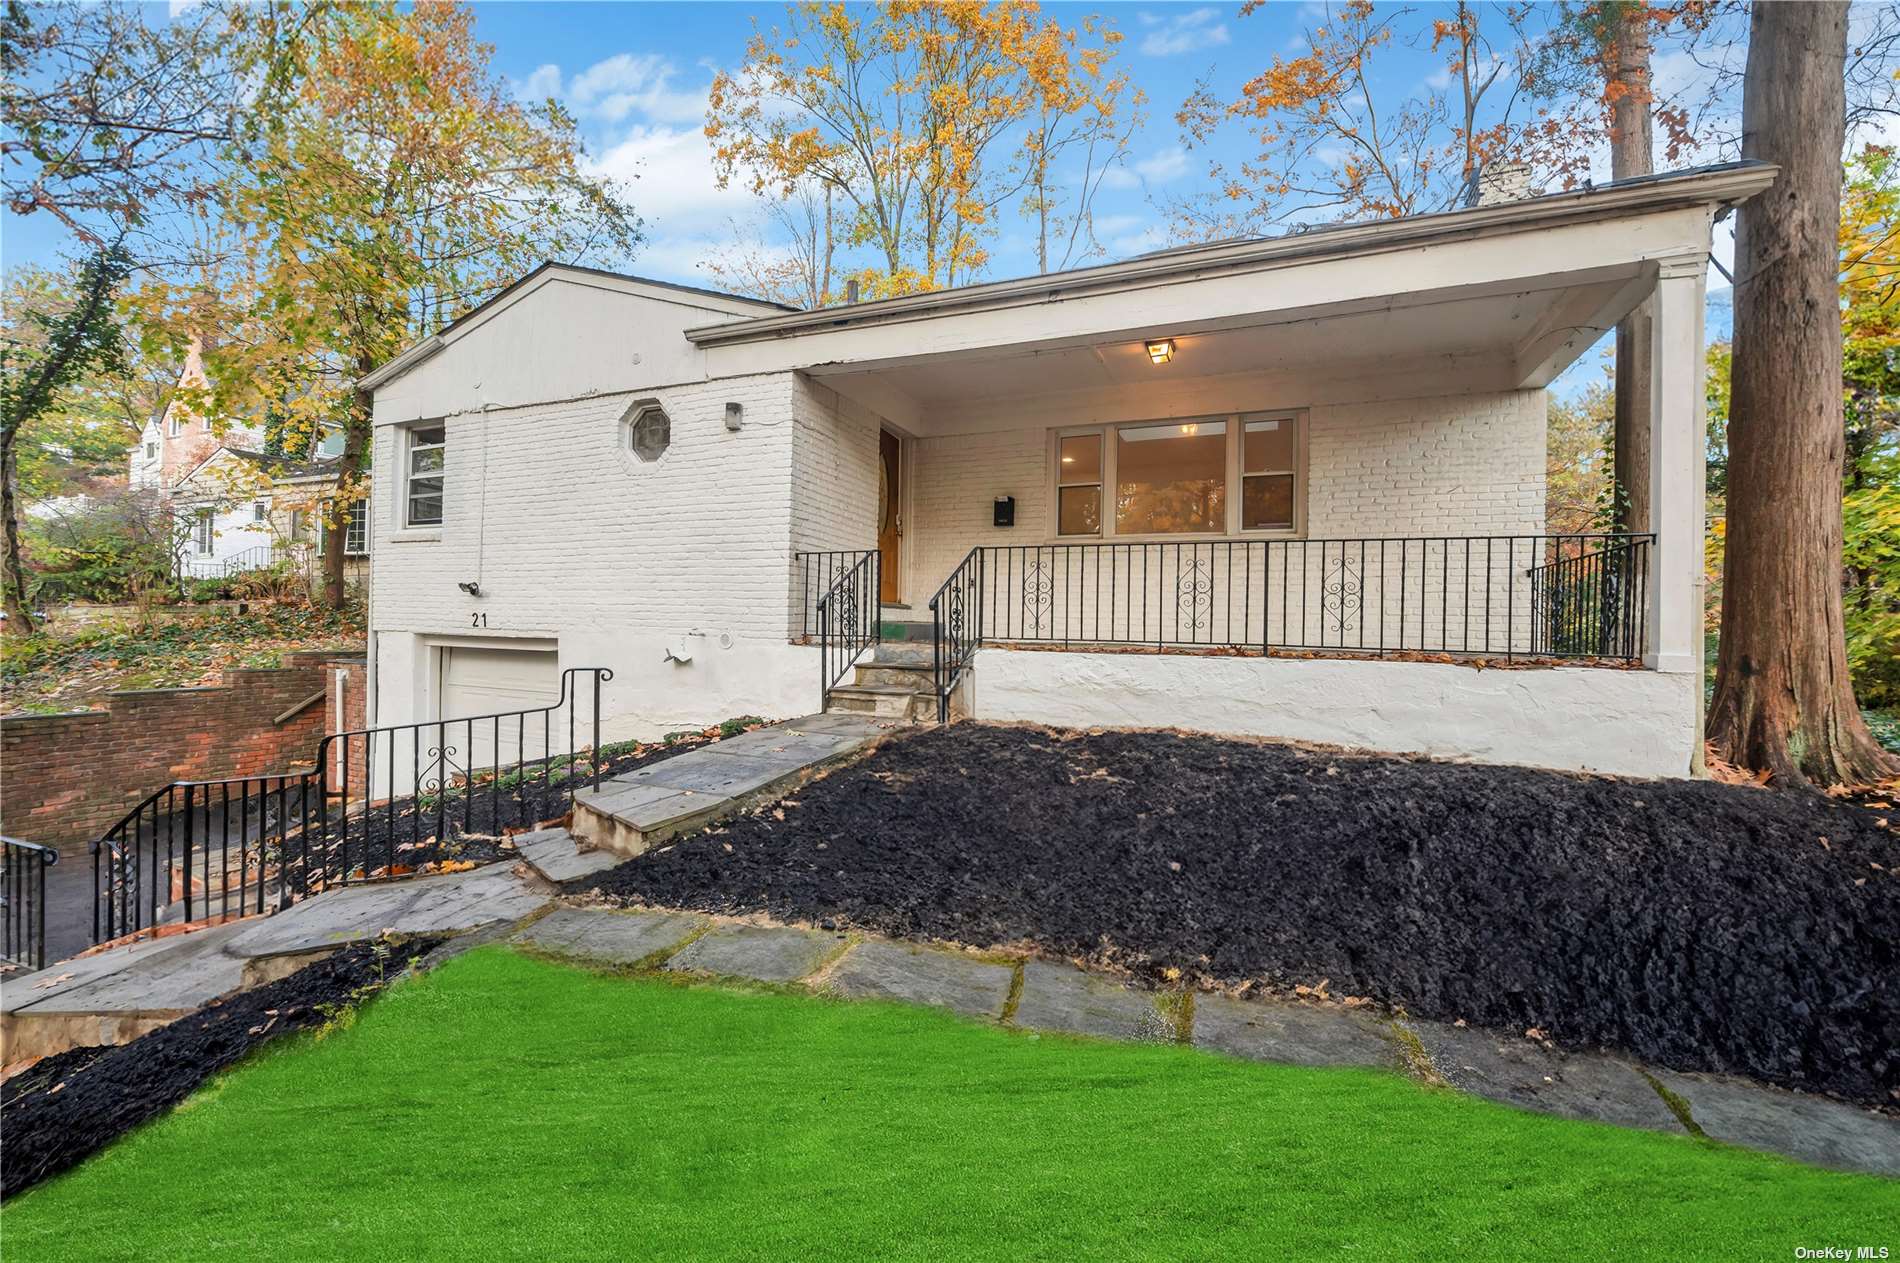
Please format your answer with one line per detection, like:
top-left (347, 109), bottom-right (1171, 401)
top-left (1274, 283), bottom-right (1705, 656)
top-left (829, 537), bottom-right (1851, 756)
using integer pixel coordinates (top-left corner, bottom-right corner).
top-left (569, 715), bottom-right (888, 858)
top-left (868, 642), bottom-right (934, 667)
top-left (854, 661), bottom-right (933, 689)
top-left (826, 683), bottom-right (935, 723)
top-left (512, 826), bottom-right (623, 884)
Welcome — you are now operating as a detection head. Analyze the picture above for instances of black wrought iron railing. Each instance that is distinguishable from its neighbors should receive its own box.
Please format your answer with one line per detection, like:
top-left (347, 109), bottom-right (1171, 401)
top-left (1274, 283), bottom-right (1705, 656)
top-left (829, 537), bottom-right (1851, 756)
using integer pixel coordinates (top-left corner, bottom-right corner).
top-left (3, 836), bottom-right (58, 971)
top-left (91, 668), bottom-right (613, 945)
top-left (928, 547), bottom-right (983, 723)
top-left (178, 544), bottom-right (277, 581)
top-left (1526, 539), bottom-right (1652, 658)
top-left (926, 535), bottom-right (1653, 721)
top-left (794, 549), bottom-right (879, 641)
top-left (815, 551), bottom-right (881, 705)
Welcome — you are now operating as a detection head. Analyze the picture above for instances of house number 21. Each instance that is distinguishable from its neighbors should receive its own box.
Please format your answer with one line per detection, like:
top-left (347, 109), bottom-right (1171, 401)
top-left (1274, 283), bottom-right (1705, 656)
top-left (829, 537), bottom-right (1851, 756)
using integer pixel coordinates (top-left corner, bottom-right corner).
top-left (470, 612), bottom-right (488, 628)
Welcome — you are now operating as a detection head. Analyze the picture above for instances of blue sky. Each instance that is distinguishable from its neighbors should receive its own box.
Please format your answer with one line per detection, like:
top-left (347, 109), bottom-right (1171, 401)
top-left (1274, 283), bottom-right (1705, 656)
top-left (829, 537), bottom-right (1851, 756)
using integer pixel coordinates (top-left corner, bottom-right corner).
top-left (3, 0), bottom-right (1753, 393)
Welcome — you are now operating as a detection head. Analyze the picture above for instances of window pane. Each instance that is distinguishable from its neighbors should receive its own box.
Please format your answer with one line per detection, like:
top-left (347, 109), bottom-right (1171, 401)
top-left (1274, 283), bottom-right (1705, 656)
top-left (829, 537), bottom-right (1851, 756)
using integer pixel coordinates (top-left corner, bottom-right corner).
top-left (410, 445), bottom-right (445, 475)
top-left (1242, 473), bottom-right (1295, 530)
top-left (1057, 433), bottom-right (1100, 485)
top-left (1058, 485), bottom-right (1101, 536)
top-left (1115, 420), bottom-right (1226, 535)
top-left (412, 425), bottom-right (445, 446)
top-left (1243, 418), bottom-right (1294, 471)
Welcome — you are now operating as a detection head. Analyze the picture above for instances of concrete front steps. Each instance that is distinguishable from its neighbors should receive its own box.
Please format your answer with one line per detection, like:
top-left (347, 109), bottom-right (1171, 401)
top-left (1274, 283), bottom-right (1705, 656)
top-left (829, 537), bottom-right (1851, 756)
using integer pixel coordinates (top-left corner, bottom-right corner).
top-left (825, 642), bottom-right (938, 723)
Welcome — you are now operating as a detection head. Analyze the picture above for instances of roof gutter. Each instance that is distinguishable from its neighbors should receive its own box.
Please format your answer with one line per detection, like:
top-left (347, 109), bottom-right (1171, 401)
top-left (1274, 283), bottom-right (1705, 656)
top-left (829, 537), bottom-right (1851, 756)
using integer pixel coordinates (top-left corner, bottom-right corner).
top-left (357, 334), bottom-right (444, 393)
top-left (685, 162), bottom-right (1777, 348)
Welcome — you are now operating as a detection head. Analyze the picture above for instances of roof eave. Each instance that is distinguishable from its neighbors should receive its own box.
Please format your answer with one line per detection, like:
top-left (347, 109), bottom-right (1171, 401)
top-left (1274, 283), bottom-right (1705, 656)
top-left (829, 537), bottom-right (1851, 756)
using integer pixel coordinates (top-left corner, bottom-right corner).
top-left (684, 161), bottom-right (1778, 349)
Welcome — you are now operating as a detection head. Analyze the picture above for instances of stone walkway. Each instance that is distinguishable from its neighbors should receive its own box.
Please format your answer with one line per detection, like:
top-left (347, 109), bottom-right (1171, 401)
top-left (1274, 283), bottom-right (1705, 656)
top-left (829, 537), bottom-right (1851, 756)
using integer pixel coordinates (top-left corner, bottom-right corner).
top-left (516, 905), bottom-right (1900, 1180)
top-left (1, 863), bottom-right (548, 1065)
top-left (568, 713), bottom-right (889, 855)
top-left (5, 843), bottom-right (1896, 1180)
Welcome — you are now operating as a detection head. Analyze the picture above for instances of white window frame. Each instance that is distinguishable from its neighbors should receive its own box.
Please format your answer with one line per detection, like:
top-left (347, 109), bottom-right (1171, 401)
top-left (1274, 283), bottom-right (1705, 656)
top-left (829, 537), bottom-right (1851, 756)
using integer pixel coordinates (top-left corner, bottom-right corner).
top-left (404, 423), bottom-right (446, 528)
top-left (144, 440), bottom-right (158, 460)
top-left (320, 498), bottom-right (371, 556)
top-left (252, 500), bottom-right (269, 525)
top-left (192, 509), bottom-right (214, 555)
top-left (1048, 410), bottom-right (1307, 542)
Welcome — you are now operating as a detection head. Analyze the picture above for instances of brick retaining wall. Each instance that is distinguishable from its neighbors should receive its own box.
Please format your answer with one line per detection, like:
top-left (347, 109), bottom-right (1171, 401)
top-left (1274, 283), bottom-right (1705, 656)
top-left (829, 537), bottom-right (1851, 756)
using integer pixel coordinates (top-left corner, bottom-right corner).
top-left (1, 650), bottom-right (366, 858)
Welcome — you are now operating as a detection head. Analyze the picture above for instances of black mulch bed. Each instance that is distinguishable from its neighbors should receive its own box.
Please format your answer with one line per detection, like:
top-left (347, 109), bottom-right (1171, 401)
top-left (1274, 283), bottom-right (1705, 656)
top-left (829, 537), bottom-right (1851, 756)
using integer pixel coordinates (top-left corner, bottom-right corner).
top-left (318, 720), bottom-right (766, 876)
top-left (1, 937), bottom-right (437, 1201)
top-left (577, 722), bottom-right (1900, 1107)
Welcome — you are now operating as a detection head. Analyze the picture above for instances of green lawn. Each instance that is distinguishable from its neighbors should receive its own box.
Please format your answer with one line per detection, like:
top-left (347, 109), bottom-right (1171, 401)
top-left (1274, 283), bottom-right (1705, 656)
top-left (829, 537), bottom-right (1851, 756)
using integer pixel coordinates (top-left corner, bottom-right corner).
top-left (8, 948), bottom-right (1894, 1262)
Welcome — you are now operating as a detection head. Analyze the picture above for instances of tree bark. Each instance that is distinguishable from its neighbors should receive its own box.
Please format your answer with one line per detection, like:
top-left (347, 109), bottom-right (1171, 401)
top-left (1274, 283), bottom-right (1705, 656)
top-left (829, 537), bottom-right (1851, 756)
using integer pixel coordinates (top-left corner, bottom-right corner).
top-left (1609, 2), bottom-right (1654, 536)
top-left (321, 384), bottom-right (370, 609)
top-left (1707, 0), bottom-right (1898, 787)
top-left (1, 416), bottom-right (34, 631)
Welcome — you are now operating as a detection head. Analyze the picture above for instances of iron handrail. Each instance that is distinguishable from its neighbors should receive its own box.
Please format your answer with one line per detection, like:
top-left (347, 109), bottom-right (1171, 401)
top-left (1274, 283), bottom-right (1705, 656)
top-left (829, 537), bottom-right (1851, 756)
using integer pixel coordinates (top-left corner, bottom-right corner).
top-left (91, 667), bottom-right (614, 945)
top-left (815, 552), bottom-right (881, 706)
top-left (927, 546), bottom-right (982, 723)
top-left (3, 835), bottom-right (58, 971)
top-left (793, 549), bottom-right (878, 642)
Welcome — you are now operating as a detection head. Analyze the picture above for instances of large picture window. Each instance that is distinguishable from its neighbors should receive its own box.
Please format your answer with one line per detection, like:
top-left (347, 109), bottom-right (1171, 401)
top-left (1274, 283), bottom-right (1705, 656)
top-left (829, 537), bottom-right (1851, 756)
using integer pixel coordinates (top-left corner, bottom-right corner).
top-left (405, 424), bottom-right (445, 527)
top-left (1053, 412), bottom-right (1303, 538)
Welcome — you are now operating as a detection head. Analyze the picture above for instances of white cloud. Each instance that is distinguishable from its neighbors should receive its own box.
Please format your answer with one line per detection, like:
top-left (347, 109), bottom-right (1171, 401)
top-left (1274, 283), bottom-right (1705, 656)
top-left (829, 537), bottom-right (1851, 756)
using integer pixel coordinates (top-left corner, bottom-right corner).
top-left (1101, 144), bottom-right (1193, 189)
top-left (511, 53), bottom-right (710, 126)
top-left (590, 123), bottom-right (749, 241)
top-left (1138, 8), bottom-right (1230, 57)
top-left (505, 51), bottom-right (733, 284)
top-left (514, 63), bottom-right (563, 102)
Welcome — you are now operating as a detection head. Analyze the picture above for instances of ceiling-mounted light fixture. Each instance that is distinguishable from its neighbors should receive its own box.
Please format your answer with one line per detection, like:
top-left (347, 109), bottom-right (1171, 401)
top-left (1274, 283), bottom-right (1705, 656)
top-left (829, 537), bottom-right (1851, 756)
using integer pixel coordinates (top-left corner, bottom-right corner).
top-left (1146, 338), bottom-right (1175, 365)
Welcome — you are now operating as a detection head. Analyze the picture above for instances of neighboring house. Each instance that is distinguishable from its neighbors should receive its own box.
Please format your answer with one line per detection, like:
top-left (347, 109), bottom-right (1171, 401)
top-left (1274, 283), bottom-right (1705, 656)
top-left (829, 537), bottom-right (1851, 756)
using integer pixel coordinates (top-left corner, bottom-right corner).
top-left (172, 441), bottom-right (370, 586)
top-left (133, 338), bottom-right (370, 585)
top-left (360, 161), bottom-right (1776, 780)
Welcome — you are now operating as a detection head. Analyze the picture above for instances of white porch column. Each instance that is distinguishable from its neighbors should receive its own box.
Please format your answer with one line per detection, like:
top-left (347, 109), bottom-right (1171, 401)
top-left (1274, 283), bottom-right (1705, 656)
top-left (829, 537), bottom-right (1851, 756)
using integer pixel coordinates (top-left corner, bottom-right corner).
top-left (1645, 253), bottom-right (1709, 676)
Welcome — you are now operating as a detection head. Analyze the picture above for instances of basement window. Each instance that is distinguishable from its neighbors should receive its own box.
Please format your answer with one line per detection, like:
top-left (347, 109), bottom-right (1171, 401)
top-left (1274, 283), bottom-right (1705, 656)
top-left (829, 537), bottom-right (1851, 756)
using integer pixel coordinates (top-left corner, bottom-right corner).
top-left (405, 424), bottom-right (446, 527)
top-left (623, 403), bottom-right (670, 463)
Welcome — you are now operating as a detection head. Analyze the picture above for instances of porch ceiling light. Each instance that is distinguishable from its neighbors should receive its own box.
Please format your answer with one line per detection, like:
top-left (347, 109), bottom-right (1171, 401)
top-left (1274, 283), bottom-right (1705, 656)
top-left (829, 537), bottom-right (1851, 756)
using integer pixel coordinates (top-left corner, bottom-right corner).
top-left (1145, 338), bottom-right (1175, 365)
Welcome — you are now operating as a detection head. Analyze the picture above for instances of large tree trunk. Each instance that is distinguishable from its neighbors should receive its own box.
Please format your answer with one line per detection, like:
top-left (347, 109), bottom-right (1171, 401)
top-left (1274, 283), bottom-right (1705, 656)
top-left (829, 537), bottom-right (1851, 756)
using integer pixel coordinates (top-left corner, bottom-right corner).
top-left (1707, 1), bottom-right (1897, 787)
top-left (1609, 1), bottom-right (1654, 535)
top-left (0, 417), bottom-right (35, 631)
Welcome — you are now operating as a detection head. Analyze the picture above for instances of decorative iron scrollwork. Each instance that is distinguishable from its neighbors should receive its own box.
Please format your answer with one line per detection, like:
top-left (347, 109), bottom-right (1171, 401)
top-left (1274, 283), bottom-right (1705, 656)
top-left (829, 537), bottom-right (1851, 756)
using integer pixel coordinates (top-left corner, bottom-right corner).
top-left (1023, 558), bottom-right (1054, 633)
top-left (1321, 555), bottom-right (1361, 639)
top-left (1177, 557), bottom-right (1213, 634)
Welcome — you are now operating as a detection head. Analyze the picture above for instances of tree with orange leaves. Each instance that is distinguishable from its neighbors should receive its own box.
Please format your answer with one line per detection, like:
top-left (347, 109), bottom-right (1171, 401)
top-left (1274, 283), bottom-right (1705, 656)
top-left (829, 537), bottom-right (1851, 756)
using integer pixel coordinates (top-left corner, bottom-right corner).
top-left (706, 1), bottom-right (1138, 298)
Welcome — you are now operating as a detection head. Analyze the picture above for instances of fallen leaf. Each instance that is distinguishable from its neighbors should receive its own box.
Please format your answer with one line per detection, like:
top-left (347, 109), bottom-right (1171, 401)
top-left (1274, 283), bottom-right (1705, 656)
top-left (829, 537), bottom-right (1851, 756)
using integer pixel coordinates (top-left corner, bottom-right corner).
top-left (31, 973), bottom-right (74, 990)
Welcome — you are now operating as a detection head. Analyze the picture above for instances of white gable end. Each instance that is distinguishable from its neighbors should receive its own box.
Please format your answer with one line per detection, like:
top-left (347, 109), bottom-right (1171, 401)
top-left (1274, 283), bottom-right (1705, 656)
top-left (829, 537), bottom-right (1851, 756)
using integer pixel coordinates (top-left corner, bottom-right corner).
top-left (370, 269), bottom-right (778, 426)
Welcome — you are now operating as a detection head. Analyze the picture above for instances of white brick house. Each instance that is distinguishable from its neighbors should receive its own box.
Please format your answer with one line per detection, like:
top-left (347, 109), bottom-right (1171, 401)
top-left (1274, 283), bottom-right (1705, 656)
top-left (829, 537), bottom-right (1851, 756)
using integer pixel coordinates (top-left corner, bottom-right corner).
top-left (360, 162), bottom-right (1776, 779)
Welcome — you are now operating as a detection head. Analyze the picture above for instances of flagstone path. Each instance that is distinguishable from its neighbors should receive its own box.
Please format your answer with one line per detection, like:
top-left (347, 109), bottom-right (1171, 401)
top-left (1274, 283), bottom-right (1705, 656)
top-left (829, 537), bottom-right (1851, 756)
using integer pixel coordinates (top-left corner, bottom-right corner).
top-left (6, 850), bottom-right (1897, 1178)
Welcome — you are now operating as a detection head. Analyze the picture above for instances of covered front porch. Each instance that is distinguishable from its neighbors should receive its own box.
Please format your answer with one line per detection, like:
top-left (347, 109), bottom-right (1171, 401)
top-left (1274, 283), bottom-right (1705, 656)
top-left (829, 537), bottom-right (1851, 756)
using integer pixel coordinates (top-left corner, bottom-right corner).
top-left (718, 164), bottom-right (1772, 776)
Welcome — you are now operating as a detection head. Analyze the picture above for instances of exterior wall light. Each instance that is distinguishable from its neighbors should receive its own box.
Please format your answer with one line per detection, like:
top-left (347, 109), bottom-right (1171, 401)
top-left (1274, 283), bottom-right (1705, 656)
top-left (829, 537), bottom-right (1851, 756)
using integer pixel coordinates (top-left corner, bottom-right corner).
top-left (1146, 339), bottom-right (1175, 365)
top-left (724, 402), bottom-right (744, 431)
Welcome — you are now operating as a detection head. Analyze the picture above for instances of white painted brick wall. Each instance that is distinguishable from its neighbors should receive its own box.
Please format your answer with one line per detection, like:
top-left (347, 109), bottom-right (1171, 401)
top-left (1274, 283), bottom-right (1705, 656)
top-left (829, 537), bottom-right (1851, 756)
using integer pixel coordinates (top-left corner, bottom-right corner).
top-left (372, 372), bottom-right (799, 644)
top-left (895, 389), bottom-right (1548, 648)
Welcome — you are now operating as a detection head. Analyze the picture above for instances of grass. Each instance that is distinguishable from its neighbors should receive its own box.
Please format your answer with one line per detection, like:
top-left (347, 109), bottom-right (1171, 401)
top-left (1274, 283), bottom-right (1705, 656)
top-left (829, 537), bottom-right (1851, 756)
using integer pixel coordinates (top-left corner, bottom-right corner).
top-left (7, 948), bottom-right (1894, 1262)
top-left (1, 602), bottom-right (362, 712)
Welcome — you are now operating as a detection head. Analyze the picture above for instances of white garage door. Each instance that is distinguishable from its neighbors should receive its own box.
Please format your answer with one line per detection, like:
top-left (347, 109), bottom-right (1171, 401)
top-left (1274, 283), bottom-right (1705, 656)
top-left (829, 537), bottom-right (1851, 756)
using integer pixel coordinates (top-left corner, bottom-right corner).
top-left (437, 646), bottom-right (561, 774)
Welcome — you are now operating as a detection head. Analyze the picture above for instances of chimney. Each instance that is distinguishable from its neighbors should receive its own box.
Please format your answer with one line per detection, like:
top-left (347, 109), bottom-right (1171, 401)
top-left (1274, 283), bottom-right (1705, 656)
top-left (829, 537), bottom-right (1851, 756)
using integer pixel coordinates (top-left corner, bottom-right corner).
top-left (1469, 160), bottom-right (1534, 208)
top-left (845, 278), bottom-right (860, 304)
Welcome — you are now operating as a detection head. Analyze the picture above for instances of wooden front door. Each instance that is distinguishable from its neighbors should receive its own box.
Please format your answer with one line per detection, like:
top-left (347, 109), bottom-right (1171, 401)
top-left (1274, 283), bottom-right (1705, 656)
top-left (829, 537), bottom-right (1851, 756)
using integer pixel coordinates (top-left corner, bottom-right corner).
top-left (878, 429), bottom-right (902, 603)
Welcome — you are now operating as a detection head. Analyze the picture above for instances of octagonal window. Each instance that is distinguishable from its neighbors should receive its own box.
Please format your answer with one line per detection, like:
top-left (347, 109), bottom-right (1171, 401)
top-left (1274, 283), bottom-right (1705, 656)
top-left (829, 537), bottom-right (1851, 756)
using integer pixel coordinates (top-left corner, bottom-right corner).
top-left (624, 404), bottom-right (670, 462)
